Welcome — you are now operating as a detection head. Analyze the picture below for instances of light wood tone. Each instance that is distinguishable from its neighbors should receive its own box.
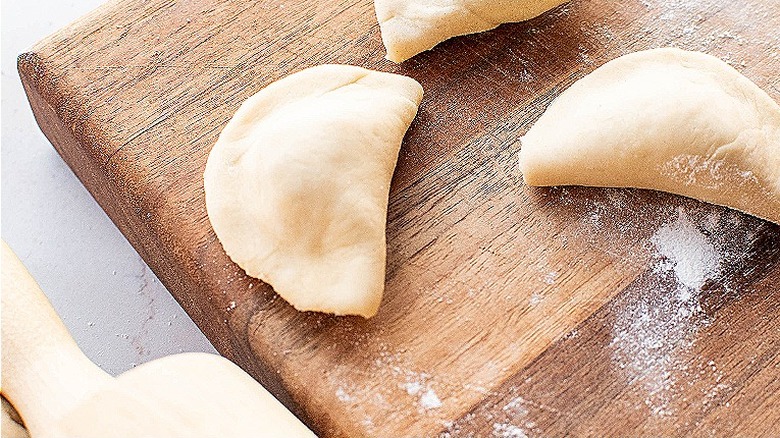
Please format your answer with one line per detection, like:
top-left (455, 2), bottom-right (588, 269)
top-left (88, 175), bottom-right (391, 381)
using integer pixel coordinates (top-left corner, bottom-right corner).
top-left (17, 0), bottom-right (780, 436)
top-left (0, 242), bottom-right (315, 437)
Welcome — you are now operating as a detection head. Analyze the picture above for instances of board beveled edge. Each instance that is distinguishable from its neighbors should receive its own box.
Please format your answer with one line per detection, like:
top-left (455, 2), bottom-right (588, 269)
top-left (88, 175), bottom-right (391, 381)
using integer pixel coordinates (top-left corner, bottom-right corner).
top-left (15, 50), bottom-right (320, 431)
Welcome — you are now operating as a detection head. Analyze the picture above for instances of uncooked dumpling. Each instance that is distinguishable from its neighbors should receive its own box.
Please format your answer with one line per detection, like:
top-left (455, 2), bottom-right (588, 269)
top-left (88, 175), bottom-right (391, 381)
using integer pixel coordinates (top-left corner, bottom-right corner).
top-left (375, 0), bottom-right (568, 63)
top-left (204, 65), bottom-right (423, 318)
top-left (519, 48), bottom-right (780, 224)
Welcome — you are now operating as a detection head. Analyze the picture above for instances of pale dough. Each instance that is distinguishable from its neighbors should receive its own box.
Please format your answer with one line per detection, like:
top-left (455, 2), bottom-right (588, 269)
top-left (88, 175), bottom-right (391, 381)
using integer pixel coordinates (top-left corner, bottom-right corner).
top-left (518, 48), bottom-right (780, 224)
top-left (375, 0), bottom-right (569, 63)
top-left (204, 65), bottom-right (423, 318)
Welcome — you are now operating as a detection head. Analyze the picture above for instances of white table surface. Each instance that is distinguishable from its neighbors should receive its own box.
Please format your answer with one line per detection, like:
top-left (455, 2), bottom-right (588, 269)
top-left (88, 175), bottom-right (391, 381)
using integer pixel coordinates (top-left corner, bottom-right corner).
top-left (1, 0), bottom-right (217, 376)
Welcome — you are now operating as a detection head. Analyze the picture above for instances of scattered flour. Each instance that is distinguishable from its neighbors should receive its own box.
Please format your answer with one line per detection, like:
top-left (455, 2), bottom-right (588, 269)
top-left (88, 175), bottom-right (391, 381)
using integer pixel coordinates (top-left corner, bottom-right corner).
top-left (330, 349), bottom-right (447, 414)
top-left (502, 397), bottom-right (529, 416)
top-left (650, 208), bottom-right (720, 289)
top-left (661, 154), bottom-right (759, 191)
top-left (403, 381), bottom-right (423, 396)
top-left (610, 208), bottom-right (723, 416)
top-left (419, 388), bottom-right (443, 410)
top-left (492, 423), bottom-right (528, 438)
top-left (462, 383), bottom-right (490, 394)
top-left (336, 387), bottom-right (354, 403)
top-left (443, 395), bottom-right (538, 437)
top-left (398, 371), bottom-right (444, 411)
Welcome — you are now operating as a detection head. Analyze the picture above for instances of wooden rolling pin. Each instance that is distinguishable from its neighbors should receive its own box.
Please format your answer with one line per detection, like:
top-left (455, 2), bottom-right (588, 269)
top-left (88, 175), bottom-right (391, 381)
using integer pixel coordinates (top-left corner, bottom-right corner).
top-left (0, 241), bottom-right (316, 437)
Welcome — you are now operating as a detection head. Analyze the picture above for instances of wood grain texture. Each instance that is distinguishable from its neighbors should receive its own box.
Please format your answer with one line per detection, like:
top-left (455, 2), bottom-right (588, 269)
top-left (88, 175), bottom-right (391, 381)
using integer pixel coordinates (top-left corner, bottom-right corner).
top-left (18, 0), bottom-right (780, 436)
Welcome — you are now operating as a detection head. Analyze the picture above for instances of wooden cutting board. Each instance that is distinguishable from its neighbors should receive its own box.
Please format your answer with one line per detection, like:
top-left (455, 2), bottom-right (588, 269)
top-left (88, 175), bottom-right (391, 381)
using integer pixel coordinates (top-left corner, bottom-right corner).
top-left (19, 0), bottom-right (780, 436)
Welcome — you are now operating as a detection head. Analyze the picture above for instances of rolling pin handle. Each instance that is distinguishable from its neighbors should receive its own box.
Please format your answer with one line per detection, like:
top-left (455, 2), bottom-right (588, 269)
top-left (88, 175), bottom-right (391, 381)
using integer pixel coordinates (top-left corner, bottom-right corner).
top-left (1, 241), bottom-right (112, 437)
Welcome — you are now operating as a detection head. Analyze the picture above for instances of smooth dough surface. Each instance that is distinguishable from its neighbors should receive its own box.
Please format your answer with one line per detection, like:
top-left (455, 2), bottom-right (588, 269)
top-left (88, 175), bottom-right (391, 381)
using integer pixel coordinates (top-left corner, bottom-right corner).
top-left (204, 65), bottom-right (423, 318)
top-left (519, 48), bottom-right (780, 224)
top-left (375, 0), bottom-right (568, 63)
top-left (55, 354), bottom-right (317, 437)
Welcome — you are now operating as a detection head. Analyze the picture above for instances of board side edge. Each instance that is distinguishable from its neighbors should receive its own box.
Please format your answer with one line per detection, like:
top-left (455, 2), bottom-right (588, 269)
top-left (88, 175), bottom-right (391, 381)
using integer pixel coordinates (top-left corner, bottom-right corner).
top-left (15, 51), bottom-right (318, 432)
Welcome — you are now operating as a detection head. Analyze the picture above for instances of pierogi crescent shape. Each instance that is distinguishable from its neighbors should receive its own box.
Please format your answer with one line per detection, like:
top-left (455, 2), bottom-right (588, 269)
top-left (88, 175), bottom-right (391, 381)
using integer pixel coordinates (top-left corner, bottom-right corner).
top-left (204, 65), bottom-right (423, 318)
top-left (519, 48), bottom-right (780, 224)
top-left (375, 0), bottom-right (568, 63)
